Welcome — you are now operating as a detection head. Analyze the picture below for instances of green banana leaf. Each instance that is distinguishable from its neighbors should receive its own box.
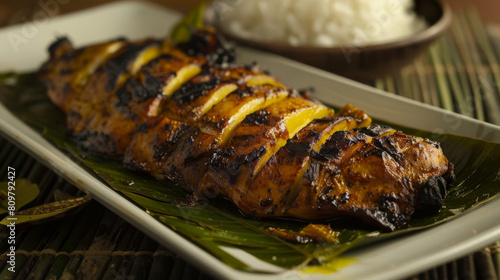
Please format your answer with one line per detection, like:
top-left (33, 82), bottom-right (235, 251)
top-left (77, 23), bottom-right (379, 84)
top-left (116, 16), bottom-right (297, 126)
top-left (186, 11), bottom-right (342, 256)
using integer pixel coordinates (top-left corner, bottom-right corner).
top-left (1, 72), bottom-right (500, 273)
top-left (170, 0), bottom-right (207, 43)
top-left (0, 179), bottom-right (39, 215)
top-left (0, 195), bottom-right (92, 226)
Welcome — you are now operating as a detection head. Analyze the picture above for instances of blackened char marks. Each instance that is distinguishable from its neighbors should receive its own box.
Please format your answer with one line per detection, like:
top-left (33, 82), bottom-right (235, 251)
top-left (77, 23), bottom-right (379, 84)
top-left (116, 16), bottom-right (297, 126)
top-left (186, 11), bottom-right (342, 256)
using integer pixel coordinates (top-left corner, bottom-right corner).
top-left (177, 29), bottom-right (236, 66)
top-left (152, 123), bottom-right (188, 160)
top-left (108, 40), bottom-right (160, 73)
top-left (375, 137), bottom-right (398, 155)
top-left (59, 68), bottom-right (74, 75)
top-left (234, 88), bottom-right (252, 98)
top-left (47, 37), bottom-right (73, 58)
top-left (355, 125), bottom-right (393, 137)
top-left (115, 82), bottom-right (132, 105)
top-left (285, 140), bottom-right (312, 156)
top-left (209, 146), bottom-right (267, 185)
top-left (298, 87), bottom-right (315, 100)
top-left (304, 161), bottom-right (321, 183)
top-left (137, 123), bottom-right (148, 133)
top-left (141, 54), bottom-right (180, 93)
top-left (171, 68), bottom-right (220, 105)
top-left (103, 41), bottom-right (160, 91)
top-left (317, 187), bottom-right (338, 209)
top-left (260, 197), bottom-right (273, 207)
top-left (62, 83), bottom-right (72, 95)
top-left (417, 175), bottom-right (448, 212)
top-left (242, 109), bottom-right (271, 126)
top-left (131, 82), bottom-right (156, 102)
top-left (361, 208), bottom-right (409, 232)
top-left (72, 129), bottom-right (118, 157)
top-left (366, 137), bottom-right (403, 162)
top-left (311, 131), bottom-right (354, 162)
top-left (340, 192), bottom-right (351, 203)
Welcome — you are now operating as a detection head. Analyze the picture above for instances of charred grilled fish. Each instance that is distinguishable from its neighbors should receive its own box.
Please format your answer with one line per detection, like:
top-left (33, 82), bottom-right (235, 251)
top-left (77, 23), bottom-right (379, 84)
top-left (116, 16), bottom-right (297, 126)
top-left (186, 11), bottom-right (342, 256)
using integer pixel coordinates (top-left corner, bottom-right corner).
top-left (39, 29), bottom-right (454, 231)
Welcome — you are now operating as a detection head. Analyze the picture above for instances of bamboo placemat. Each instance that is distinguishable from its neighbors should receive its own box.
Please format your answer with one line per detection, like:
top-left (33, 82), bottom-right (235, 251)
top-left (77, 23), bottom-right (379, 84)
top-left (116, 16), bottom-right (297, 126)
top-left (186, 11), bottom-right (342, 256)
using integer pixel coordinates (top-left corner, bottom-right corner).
top-left (373, 8), bottom-right (500, 126)
top-left (1, 6), bottom-right (500, 280)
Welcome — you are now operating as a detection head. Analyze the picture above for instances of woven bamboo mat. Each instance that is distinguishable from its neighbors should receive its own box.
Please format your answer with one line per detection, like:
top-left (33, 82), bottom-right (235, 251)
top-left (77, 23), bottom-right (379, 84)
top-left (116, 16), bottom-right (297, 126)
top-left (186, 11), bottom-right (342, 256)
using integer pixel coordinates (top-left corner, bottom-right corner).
top-left (372, 8), bottom-right (500, 126)
top-left (1, 6), bottom-right (500, 280)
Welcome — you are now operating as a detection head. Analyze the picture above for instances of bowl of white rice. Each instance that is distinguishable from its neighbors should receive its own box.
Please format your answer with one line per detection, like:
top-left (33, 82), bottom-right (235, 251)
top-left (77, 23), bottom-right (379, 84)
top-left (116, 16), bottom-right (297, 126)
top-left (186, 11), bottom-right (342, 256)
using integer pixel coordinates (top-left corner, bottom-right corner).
top-left (212, 0), bottom-right (451, 80)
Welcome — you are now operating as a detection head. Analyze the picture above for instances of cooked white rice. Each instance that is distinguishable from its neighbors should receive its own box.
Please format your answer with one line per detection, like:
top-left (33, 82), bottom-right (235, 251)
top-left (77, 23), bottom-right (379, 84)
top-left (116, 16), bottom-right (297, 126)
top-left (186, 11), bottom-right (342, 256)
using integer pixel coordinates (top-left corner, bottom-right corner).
top-left (214, 0), bottom-right (428, 47)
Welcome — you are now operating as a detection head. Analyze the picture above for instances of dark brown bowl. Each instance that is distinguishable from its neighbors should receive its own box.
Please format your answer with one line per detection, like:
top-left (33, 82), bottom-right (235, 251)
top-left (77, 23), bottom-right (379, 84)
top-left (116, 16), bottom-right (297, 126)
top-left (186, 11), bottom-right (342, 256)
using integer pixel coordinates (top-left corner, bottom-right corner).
top-left (217, 0), bottom-right (451, 81)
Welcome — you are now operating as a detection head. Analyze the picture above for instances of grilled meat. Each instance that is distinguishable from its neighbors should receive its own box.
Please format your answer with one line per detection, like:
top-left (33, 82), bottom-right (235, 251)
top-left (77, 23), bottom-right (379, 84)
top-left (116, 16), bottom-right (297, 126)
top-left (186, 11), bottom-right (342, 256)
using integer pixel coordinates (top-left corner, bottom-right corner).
top-left (39, 29), bottom-right (454, 231)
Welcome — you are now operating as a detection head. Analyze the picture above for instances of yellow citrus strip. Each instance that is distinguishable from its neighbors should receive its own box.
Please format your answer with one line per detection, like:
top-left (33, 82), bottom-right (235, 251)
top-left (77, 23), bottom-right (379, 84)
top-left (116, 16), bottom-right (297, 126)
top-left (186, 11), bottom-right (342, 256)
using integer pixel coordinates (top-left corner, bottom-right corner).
top-left (199, 84), bottom-right (238, 116)
top-left (162, 64), bottom-right (202, 97)
top-left (253, 105), bottom-right (333, 175)
top-left (218, 91), bottom-right (289, 145)
top-left (72, 41), bottom-right (124, 88)
top-left (245, 75), bottom-right (285, 88)
top-left (130, 46), bottom-right (161, 75)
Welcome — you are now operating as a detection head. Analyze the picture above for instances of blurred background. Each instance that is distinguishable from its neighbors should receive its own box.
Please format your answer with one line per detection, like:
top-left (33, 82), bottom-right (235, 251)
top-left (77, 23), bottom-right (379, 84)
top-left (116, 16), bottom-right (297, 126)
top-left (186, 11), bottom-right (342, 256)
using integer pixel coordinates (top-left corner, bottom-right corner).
top-left (1, 0), bottom-right (499, 25)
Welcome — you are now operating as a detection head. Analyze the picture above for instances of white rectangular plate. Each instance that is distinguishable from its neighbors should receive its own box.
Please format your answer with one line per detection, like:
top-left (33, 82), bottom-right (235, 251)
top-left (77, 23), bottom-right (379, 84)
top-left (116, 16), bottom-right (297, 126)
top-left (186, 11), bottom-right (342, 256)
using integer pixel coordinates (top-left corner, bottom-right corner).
top-left (1, 2), bottom-right (500, 280)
